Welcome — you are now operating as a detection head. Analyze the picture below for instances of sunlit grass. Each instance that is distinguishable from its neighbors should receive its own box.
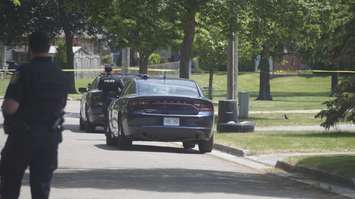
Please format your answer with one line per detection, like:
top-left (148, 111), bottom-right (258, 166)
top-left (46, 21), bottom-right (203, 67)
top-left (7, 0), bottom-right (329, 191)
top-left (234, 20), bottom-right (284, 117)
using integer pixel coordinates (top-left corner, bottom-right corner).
top-left (286, 155), bottom-right (355, 178)
top-left (215, 131), bottom-right (355, 155)
top-left (191, 72), bottom-right (332, 111)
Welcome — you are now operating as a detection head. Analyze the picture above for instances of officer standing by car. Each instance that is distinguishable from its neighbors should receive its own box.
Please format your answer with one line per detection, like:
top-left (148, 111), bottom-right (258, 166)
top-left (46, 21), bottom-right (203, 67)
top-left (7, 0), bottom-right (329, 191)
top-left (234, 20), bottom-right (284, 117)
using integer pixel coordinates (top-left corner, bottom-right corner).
top-left (0, 32), bottom-right (67, 199)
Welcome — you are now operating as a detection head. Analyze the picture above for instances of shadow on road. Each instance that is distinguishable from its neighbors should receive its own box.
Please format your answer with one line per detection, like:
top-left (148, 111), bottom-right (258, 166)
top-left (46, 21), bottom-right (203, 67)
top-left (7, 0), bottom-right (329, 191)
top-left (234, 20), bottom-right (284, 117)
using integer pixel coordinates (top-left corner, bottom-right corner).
top-left (95, 143), bottom-right (200, 154)
top-left (21, 168), bottom-right (341, 198)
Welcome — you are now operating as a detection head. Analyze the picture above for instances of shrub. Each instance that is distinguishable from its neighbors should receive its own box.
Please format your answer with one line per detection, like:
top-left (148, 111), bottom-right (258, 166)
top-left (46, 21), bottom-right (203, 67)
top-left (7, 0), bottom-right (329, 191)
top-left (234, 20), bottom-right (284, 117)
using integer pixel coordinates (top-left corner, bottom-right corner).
top-left (316, 77), bottom-right (355, 129)
top-left (148, 53), bottom-right (161, 65)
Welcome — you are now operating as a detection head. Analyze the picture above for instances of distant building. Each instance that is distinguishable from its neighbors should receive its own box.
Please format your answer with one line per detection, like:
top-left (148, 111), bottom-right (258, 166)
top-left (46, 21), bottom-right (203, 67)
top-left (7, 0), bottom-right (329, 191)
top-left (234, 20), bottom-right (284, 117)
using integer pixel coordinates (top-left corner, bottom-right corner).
top-left (273, 52), bottom-right (305, 71)
top-left (49, 45), bottom-right (100, 79)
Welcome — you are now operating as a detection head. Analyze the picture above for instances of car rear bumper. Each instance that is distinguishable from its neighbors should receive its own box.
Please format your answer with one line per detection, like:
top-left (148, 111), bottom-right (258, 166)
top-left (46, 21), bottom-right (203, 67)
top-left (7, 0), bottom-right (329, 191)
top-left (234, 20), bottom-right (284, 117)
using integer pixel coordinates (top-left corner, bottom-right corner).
top-left (126, 126), bottom-right (213, 142)
top-left (124, 113), bottom-right (214, 142)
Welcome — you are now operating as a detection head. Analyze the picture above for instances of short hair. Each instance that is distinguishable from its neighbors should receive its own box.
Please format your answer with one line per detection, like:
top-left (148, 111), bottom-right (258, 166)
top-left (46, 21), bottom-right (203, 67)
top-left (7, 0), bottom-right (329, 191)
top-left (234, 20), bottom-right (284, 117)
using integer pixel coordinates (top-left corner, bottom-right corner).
top-left (29, 32), bottom-right (50, 53)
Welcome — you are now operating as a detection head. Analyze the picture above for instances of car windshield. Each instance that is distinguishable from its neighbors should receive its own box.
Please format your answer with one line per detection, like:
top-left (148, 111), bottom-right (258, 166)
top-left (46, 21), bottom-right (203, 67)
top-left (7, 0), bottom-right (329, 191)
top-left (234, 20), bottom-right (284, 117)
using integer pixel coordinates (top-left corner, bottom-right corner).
top-left (137, 79), bottom-right (200, 97)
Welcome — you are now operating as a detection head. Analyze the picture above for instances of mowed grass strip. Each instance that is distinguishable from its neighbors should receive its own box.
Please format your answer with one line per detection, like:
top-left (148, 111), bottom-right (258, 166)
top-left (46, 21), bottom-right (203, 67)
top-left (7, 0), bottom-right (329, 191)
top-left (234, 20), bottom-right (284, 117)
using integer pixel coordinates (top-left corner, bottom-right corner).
top-left (215, 132), bottom-right (355, 155)
top-left (250, 112), bottom-right (322, 127)
top-left (286, 155), bottom-right (355, 179)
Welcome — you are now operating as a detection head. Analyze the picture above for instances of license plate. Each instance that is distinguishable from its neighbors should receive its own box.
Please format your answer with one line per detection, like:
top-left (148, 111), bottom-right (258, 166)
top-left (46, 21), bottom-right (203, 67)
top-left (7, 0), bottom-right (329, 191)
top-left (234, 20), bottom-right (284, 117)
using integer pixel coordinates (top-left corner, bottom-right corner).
top-left (163, 117), bottom-right (180, 126)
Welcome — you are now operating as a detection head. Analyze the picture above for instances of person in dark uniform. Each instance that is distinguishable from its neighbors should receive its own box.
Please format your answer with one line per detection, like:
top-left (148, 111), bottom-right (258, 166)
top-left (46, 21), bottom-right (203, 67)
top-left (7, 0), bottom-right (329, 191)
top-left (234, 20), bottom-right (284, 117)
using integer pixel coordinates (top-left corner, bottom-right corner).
top-left (0, 32), bottom-right (67, 199)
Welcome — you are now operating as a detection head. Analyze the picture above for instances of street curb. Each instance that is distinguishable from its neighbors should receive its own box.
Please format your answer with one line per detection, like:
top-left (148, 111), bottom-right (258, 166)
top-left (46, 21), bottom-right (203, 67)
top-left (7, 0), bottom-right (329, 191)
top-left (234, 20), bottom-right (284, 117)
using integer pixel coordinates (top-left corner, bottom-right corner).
top-left (213, 143), bottom-right (249, 157)
top-left (212, 143), bottom-right (355, 198)
top-left (275, 160), bottom-right (355, 189)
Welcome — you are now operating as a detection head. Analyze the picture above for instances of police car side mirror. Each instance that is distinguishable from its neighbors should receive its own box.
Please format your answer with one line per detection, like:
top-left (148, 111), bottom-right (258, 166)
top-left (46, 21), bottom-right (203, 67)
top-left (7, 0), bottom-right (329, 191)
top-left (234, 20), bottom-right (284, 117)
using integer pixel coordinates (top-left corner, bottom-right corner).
top-left (78, 87), bottom-right (87, 93)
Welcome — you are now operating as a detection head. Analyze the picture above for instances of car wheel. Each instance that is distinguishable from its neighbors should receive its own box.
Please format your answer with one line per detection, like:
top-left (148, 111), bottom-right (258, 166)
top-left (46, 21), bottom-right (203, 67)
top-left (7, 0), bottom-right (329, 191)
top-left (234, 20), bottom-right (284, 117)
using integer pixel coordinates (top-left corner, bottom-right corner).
top-left (105, 130), bottom-right (116, 146)
top-left (105, 119), bottom-right (116, 146)
top-left (85, 106), bottom-right (96, 132)
top-left (79, 117), bottom-right (85, 131)
top-left (198, 135), bottom-right (214, 153)
top-left (85, 120), bottom-right (95, 132)
top-left (116, 121), bottom-right (132, 149)
top-left (183, 141), bottom-right (195, 149)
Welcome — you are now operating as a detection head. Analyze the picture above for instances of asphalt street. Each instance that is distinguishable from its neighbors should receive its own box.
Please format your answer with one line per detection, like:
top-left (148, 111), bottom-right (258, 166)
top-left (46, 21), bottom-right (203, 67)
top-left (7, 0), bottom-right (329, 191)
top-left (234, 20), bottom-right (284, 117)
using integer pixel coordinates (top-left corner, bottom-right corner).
top-left (0, 101), bottom-right (348, 199)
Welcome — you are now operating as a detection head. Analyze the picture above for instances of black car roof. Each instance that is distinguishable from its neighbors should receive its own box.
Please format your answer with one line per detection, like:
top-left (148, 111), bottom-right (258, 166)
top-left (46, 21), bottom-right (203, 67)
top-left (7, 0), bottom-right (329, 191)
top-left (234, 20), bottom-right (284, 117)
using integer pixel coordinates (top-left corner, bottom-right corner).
top-left (99, 73), bottom-right (143, 81)
top-left (135, 77), bottom-right (196, 83)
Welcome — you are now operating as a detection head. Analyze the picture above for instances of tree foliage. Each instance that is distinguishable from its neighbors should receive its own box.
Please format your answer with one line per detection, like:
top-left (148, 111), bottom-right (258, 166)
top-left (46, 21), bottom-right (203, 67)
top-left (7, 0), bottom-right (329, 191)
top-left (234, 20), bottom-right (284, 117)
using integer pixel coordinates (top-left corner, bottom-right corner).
top-left (170, 0), bottom-right (209, 79)
top-left (0, 0), bottom-right (111, 92)
top-left (315, 1), bottom-right (355, 128)
top-left (0, 0), bottom-right (59, 44)
top-left (101, 0), bottom-right (178, 74)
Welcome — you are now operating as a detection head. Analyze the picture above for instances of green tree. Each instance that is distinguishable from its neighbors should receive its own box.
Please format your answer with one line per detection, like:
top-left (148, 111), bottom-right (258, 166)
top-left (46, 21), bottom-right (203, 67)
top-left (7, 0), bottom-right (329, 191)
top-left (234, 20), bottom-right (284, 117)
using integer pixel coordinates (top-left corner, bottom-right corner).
top-left (245, 0), bottom-right (312, 100)
top-left (10, 0), bottom-right (20, 6)
top-left (0, 0), bottom-right (111, 92)
top-left (194, 16), bottom-right (227, 99)
top-left (315, 2), bottom-right (355, 128)
top-left (0, 0), bottom-right (60, 44)
top-left (55, 40), bottom-right (67, 66)
top-left (175, 0), bottom-right (210, 79)
top-left (102, 0), bottom-right (178, 74)
top-left (323, 1), bottom-right (354, 68)
top-left (57, 0), bottom-right (112, 92)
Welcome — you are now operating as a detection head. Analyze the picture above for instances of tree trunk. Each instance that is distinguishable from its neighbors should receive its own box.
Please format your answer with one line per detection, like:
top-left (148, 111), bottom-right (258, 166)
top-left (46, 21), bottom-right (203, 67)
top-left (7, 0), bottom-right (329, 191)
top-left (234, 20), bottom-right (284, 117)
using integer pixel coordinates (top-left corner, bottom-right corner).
top-left (208, 69), bottom-right (214, 99)
top-left (256, 45), bottom-right (272, 100)
top-left (58, 0), bottom-right (76, 93)
top-left (331, 73), bottom-right (338, 96)
top-left (63, 29), bottom-right (76, 93)
top-left (179, 12), bottom-right (196, 79)
top-left (138, 51), bottom-right (149, 74)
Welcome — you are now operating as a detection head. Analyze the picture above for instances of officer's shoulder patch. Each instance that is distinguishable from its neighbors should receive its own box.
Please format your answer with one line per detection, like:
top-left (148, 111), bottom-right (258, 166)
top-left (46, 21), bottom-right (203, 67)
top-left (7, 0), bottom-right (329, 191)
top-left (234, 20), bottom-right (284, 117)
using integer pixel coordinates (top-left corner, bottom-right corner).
top-left (10, 72), bottom-right (21, 84)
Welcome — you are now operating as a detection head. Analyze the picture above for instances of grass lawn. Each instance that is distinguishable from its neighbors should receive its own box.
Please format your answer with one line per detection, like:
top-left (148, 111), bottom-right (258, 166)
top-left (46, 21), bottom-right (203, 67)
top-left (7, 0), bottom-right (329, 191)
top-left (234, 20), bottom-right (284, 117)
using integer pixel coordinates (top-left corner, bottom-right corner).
top-left (76, 78), bottom-right (92, 90)
top-left (286, 155), bottom-right (355, 179)
top-left (0, 79), bottom-right (10, 96)
top-left (250, 112), bottom-right (323, 127)
top-left (191, 72), bottom-right (332, 111)
top-left (215, 132), bottom-right (355, 155)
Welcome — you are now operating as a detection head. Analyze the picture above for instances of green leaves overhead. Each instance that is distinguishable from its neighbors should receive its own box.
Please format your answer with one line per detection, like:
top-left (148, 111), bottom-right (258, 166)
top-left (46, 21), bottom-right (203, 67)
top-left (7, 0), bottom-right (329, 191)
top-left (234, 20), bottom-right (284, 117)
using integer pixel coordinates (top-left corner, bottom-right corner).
top-left (11, 0), bottom-right (20, 6)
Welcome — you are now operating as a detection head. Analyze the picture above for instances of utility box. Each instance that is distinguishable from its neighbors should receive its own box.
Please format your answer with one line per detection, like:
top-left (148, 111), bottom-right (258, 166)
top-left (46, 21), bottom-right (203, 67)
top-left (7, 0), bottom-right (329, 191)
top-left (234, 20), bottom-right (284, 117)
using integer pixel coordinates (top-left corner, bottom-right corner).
top-left (238, 92), bottom-right (249, 118)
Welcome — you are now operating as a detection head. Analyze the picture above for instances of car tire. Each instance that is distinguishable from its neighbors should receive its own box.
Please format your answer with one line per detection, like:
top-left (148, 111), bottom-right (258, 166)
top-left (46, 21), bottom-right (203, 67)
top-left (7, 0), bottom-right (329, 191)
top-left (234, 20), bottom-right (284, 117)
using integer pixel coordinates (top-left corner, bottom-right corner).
top-left (198, 135), bottom-right (214, 153)
top-left (105, 119), bottom-right (116, 146)
top-left (183, 141), bottom-right (195, 149)
top-left (85, 120), bottom-right (95, 132)
top-left (116, 121), bottom-right (132, 149)
top-left (85, 106), bottom-right (96, 132)
top-left (105, 131), bottom-right (116, 146)
top-left (79, 117), bottom-right (85, 131)
top-left (104, 116), bottom-right (117, 146)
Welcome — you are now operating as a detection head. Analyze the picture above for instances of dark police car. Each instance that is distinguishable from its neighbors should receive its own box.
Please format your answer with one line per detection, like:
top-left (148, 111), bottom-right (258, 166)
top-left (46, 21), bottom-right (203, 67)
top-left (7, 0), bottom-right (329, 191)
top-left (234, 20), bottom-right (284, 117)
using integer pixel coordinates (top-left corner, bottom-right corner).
top-left (106, 77), bottom-right (215, 153)
top-left (79, 72), bottom-right (134, 132)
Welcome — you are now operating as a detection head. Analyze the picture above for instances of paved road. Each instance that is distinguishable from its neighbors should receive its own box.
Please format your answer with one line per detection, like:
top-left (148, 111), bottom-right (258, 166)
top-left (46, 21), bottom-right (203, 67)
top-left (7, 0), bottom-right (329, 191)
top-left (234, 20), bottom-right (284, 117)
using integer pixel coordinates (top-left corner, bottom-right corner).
top-left (0, 101), bottom-right (348, 199)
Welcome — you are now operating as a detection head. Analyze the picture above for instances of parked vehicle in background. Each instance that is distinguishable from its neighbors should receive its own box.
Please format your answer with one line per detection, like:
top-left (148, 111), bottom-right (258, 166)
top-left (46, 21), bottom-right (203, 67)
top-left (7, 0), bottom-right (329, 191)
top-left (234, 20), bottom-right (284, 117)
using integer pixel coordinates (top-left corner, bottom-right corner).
top-left (78, 72), bottom-right (139, 132)
top-left (106, 77), bottom-right (215, 153)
